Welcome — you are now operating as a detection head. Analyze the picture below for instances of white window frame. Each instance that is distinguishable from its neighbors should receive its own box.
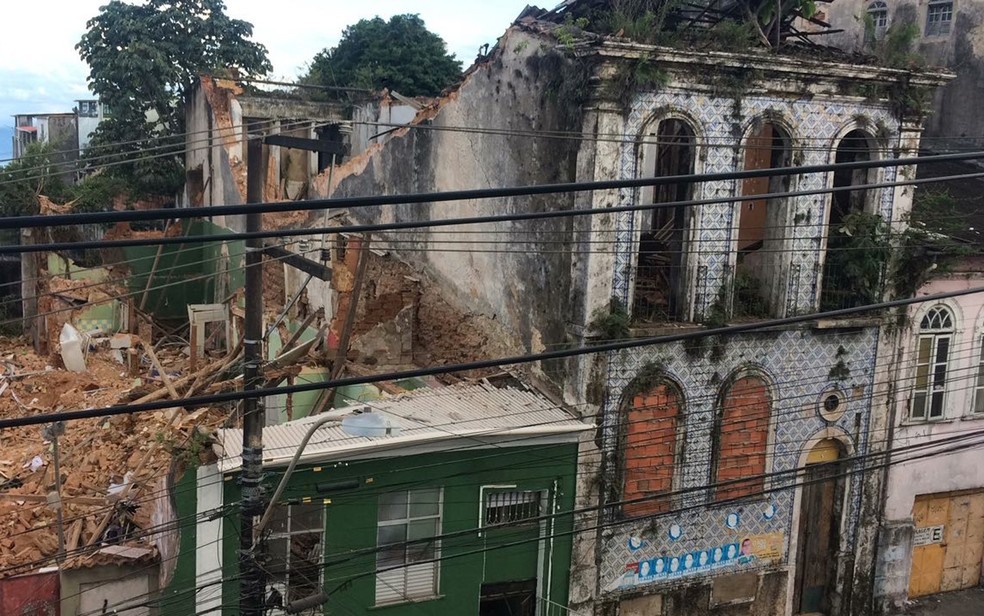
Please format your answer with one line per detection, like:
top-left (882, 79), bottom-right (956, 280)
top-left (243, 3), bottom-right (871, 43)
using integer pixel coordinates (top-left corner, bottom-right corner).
top-left (925, 1), bottom-right (953, 37)
top-left (265, 503), bottom-right (324, 615)
top-left (375, 488), bottom-right (443, 606)
top-left (972, 336), bottom-right (984, 415)
top-left (868, 1), bottom-right (888, 30)
top-left (911, 306), bottom-right (954, 421)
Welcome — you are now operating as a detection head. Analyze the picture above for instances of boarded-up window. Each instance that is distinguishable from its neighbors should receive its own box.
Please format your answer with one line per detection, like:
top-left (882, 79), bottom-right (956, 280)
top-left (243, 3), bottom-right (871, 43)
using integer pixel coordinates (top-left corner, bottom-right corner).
top-left (623, 383), bottom-right (682, 517)
top-left (714, 376), bottom-right (771, 501)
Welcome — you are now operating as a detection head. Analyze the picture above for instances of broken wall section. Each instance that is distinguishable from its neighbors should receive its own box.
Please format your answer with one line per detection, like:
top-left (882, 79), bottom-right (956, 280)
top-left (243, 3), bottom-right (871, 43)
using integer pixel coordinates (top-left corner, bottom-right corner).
top-left (307, 27), bottom-right (586, 390)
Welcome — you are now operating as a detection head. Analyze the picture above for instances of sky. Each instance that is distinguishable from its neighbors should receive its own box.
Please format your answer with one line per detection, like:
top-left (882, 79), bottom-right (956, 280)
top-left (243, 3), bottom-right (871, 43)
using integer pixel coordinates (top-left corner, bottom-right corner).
top-left (0, 0), bottom-right (535, 160)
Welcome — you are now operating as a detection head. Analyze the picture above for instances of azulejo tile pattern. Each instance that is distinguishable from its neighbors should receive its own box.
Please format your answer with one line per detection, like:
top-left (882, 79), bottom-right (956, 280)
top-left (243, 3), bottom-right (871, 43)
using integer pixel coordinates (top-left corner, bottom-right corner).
top-left (599, 88), bottom-right (895, 595)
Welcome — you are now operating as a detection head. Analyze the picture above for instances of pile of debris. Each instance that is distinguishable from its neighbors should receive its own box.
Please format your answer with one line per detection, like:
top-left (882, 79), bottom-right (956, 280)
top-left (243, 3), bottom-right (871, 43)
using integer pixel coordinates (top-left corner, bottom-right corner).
top-left (0, 335), bottom-right (231, 575)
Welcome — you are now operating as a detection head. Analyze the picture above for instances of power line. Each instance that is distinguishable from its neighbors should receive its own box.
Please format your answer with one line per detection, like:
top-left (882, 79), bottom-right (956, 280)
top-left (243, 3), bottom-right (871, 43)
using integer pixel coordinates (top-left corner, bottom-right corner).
top-left (1, 285), bottom-right (980, 429)
top-left (5, 148), bottom-right (983, 231)
top-left (3, 163), bottom-right (983, 256)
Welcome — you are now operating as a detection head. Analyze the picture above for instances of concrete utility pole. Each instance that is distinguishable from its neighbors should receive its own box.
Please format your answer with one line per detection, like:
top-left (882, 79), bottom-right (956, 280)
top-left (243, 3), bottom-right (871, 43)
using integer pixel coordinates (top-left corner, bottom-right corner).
top-left (240, 137), bottom-right (267, 616)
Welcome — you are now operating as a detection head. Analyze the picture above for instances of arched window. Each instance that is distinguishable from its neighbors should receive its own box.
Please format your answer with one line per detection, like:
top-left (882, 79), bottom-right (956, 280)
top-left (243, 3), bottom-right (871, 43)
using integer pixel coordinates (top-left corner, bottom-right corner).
top-left (634, 118), bottom-right (697, 323)
top-left (736, 121), bottom-right (792, 318)
top-left (821, 129), bottom-right (883, 310)
top-left (622, 382), bottom-right (683, 517)
top-left (713, 375), bottom-right (771, 501)
top-left (912, 306), bottom-right (954, 420)
top-left (868, 1), bottom-right (889, 34)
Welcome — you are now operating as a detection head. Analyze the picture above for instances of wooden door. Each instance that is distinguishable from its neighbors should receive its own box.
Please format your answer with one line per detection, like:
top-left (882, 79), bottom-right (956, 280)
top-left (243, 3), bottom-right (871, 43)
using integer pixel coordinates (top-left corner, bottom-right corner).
top-left (794, 440), bottom-right (844, 615)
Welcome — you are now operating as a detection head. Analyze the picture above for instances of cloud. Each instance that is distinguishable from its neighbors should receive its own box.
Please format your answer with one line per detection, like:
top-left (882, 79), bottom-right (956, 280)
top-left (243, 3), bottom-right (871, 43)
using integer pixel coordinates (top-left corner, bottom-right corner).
top-left (0, 0), bottom-right (530, 128)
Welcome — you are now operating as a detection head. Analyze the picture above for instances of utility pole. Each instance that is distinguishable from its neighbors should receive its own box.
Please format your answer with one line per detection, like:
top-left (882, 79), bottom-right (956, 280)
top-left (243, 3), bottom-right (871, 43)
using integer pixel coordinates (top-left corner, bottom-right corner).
top-left (240, 137), bottom-right (267, 616)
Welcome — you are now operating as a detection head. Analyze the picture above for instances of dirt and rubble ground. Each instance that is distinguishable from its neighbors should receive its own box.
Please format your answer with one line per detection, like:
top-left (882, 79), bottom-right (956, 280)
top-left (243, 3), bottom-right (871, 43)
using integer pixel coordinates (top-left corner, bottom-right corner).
top-left (904, 588), bottom-right (984, 616)
top-left (0, 336), bottom-right (227, 574)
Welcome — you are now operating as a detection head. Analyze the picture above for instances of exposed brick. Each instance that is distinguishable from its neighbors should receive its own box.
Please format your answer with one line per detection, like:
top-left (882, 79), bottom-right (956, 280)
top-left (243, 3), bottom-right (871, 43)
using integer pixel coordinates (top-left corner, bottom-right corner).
top-left (623, 383), bottom-right (680, 517)
top-left (714, 376), bottom-right (770, 502)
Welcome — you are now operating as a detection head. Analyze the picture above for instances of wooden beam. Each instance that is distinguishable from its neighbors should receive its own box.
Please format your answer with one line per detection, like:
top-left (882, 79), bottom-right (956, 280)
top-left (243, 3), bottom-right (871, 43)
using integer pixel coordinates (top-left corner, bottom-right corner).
top-left (262, 244), bottom-right (333, 281)
top-left (263, 134), bottom-right (348, 156)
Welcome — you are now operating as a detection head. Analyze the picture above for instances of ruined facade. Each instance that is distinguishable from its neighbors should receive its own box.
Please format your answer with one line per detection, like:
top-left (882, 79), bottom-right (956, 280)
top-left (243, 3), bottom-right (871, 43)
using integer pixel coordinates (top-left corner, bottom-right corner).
top-left (298, 16), bottom-right (946, 616)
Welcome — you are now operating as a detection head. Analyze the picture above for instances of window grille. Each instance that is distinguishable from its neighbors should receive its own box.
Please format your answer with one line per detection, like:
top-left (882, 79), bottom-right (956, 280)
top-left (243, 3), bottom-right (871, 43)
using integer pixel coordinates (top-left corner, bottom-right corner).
top-left (484, 491), bottom-right (542, 526)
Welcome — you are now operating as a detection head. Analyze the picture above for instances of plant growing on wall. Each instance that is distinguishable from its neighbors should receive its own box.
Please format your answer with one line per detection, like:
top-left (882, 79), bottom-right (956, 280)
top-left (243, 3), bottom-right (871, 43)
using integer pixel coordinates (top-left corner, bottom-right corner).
top-left (821, 211), bottom-right (891, 310)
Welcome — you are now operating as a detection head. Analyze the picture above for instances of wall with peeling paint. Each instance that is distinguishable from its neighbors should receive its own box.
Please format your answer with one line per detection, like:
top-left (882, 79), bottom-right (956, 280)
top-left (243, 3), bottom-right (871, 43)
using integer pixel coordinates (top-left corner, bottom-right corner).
top-left (821, 0), bottom-right (984, 152)
top-left (873, 267), bottom-right (984, 611)
top-left (313, 28), bottom-right (583, 375)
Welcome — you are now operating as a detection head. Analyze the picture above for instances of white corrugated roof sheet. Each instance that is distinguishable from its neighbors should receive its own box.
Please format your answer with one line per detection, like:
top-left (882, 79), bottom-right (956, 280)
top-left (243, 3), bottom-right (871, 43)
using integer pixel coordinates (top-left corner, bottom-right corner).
top-left (216, 381), bottom-right (589, 472)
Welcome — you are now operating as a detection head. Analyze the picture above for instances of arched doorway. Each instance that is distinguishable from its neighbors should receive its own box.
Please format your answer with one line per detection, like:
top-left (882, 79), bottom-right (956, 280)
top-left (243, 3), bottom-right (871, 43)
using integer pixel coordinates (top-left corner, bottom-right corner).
top-left (794, 438), bottom-right (847, 615)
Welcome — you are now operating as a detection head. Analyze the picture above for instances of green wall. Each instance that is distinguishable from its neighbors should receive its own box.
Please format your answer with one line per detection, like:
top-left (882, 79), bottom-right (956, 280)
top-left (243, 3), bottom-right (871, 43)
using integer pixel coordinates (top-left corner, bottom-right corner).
top-left (122, 220), bottom-right (244, 320)
top-left (217, 443), bottom-right (579, 615)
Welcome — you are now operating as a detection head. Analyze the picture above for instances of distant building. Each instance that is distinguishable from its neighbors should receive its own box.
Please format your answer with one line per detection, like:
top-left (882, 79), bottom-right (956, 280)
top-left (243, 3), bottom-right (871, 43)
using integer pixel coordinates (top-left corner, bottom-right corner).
top-left (819, 0), bottom-right (984, 153)
top-left (12, 112), bottom-right (78, 160)
top-left (75, 98), bottom-right (112, 152)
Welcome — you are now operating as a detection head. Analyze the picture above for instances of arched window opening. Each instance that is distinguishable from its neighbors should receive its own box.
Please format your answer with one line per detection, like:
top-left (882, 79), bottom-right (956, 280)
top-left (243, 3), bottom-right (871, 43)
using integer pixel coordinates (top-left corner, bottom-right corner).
top-left (867, 1), bottom-right (889, 41)
top-left (713, 375), bottom-right (771, 501)
top-left (622, 382), bottom-right (683, 517)
top-left (634, 118), bottom-right (696, 323)
top-left (912, 306), bottom-right (954, 420)
top-left (735, 122), bottom-right (792, 318)
top-left (821, 129), bottom-right (885, 310)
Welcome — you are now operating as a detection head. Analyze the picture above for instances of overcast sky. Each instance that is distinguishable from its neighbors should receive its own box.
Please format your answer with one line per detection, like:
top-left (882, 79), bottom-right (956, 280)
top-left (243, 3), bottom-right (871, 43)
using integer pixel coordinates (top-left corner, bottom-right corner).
top-left (0, 0), bottom-right (534, 157)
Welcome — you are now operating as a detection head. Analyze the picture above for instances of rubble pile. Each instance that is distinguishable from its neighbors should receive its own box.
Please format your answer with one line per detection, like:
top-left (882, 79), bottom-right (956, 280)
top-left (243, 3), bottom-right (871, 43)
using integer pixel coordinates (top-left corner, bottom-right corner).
top-left (0, 337), bottom-right (228, 574)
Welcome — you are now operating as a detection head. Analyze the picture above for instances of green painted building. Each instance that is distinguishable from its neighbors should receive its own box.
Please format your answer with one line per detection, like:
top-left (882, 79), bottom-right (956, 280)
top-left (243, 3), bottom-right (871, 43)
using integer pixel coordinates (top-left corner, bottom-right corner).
top-left (164, 381), bottom-right (587, 616)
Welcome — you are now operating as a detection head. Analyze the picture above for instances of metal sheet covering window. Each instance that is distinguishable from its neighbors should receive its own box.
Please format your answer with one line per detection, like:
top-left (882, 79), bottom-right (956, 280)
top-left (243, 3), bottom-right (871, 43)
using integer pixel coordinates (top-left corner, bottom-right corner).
top-left (375, 488), bottom-right (442, 605)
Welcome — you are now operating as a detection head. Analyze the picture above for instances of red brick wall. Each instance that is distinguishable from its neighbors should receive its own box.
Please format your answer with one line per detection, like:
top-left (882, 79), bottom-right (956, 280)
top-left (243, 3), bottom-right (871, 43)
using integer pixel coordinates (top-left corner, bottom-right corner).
top-left (623, 383), bottom-right (680, 517)
top-left (715, 376), bottom-right (771, 501)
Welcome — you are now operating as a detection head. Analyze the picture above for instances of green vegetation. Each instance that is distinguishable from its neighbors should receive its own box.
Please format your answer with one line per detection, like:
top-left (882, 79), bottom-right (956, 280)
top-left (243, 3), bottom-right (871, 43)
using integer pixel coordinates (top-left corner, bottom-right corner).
top-left (891, 190), bottom-right (974, 298)
top-left (303, 14), bottom-right (462, 97)
top-left (821, 211), bottom-right (892, 310)
top-left (77, 0), bottom-right (271, 197)
top-left (732, 270), bottom-right (769, 319)
top-left (590, 297), bottom-right (631, 340)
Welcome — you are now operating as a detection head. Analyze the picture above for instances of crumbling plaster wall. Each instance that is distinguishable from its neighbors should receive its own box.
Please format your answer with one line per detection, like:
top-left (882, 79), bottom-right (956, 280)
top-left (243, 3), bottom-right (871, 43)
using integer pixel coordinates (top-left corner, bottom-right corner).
top-left (311, 27), bottom-right (582, 386)
top-left (821, 0), bottom-right (984, 152)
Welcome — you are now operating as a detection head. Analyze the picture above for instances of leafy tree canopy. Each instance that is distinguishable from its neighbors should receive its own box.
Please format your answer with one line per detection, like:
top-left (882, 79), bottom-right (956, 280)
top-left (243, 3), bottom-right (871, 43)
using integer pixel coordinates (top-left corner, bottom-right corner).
top-left (0, 144), bottom-right (72, 218)
top-left (76, 0), bottom-right (271, 196)
top-left (304, 14), bottom-right (462, 97)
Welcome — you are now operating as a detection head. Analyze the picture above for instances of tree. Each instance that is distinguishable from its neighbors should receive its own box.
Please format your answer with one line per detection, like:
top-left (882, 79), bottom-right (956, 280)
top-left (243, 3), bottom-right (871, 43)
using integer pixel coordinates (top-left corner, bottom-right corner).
top-left (0, 144), bottom-right (71, 218)
top-left (304, 14), bottom-right (462, 97)
top-left (76, 0), bottom-right (271, 196)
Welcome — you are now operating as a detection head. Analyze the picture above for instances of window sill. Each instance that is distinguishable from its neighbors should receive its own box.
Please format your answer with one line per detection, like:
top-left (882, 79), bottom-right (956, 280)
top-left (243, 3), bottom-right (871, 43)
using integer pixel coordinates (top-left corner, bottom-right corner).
top-left (371, 594), bottom-right (444, 610)
top-left (900, 418), bottom-right (954, 428)
top-left (958, 413), bottom-right (984, 422)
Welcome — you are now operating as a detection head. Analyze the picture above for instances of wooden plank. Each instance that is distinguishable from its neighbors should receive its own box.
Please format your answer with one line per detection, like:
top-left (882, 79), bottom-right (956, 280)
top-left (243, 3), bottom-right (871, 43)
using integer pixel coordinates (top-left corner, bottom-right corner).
top-left (0, 494), bottom-right (106, 506)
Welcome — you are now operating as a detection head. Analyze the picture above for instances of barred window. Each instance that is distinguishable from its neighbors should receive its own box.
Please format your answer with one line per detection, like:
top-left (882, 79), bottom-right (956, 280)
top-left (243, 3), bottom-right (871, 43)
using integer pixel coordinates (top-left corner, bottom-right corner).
top-left (484, 491), bottom-right (542, 526)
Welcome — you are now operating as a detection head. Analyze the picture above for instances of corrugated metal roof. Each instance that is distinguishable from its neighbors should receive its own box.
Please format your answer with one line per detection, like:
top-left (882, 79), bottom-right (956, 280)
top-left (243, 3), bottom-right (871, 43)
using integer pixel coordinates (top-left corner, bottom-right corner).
top-left (217, 382), bottom-right (588, 472)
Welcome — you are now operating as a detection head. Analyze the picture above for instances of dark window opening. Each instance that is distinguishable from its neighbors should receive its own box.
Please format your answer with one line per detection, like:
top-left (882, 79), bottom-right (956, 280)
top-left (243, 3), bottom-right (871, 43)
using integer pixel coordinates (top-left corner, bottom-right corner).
top-left (821, 130), bottom-right (885, 311)
top-left (735, 122), bottom-right (792, 318)
top-left (633, 118), bottom-right (696, 323)
top-left (480, 580), bottom-right (537, 616)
